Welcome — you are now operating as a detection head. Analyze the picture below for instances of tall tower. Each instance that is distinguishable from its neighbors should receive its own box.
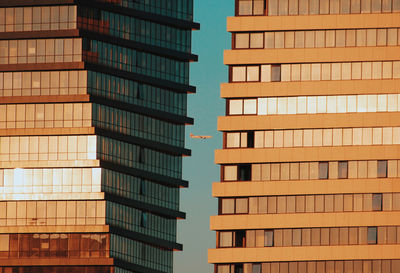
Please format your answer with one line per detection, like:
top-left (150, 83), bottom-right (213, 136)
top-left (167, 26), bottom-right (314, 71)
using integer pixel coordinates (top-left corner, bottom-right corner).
top-left (210, 1), bottom-right (400, 272)
top-left (0, 1), bottom-right (198, 273)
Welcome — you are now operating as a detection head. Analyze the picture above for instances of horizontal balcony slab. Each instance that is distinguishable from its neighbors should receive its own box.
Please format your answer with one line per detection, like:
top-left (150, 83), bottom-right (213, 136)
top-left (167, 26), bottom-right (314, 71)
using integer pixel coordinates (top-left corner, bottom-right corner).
top-left (209, 244), bottom-right (400, 264)
top-left (224, 47), bottom-right (400, 65)
top-left (218, 112), bottom-right (400, 131)
top-left (215, 145), bottom-right (400, 164)
top-left (212, 178), bottom-right (400, 197)
top-left (227, 13), bottom-right (400, 32)
top-left (220, 79), bottom-right (400, 98)
top-left (210, 211), bottom-right (400, 230)
top-left (0, 225), bottom-right (109, 234)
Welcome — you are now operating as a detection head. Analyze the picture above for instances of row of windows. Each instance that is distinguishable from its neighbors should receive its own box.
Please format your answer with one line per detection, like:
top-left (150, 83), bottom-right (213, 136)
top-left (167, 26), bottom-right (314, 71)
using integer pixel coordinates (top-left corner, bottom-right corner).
top-left (0, 200), bottom-right (105, 227)
top-left (237, 0), bottom-right (400, 16)
top-left (98, 136), bottom-right (182, 179)
top-left (228, 94), bottom-right (400, 116)
top-left (0, 103), bottom-right (91, 129)
top-left (102, 169), bottom-right (179, 211)
top-left (0, 71), bottom-right (87, 97)
top-left (218, 226), bottom-right (399, 248)
top-left (234, 28), bottom-right (400, 49)
top-left (0, 135), bottom-right (96, 162)
top-left (223, 160), bottom-right (393, 182)
top-left (88, 71), bottom-right (187, 116)
top-left (0, 38), bottom-right (82, 65)
top-left (98, 0), bottom-right (193, 21)
top-left (78, 7), bottom-right (191, 53)
top-left (111, 234), bottom-right (172, 273)
top-left (93, 104), bottom-right (185, 147)
top-left (226, 127), bottom-right (400, 149)
top-left (0, 168), bottom-right (101, 195)
top-left (86, 39), bottom-right (189, 85)
top-left (106, 201), bottom-right (176, 242)
top-left (0, 233), bottom-right (108, 258)
top-left (0, 267), bottom-right (112, 273)
top-left (230, 61), bottom-right (400, 83)
top-left (0, 6), bottom-right (77, 33)
top-left (220, 192), bottom-right (397, 215)
top-left (218, 260), bottom-right (400, 273)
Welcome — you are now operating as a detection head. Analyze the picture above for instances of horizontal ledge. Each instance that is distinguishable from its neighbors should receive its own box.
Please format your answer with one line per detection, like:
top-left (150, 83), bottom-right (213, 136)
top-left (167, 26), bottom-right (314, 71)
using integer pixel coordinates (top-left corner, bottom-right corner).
top-left (217, 112), bottom-right (400, 131)
top-left (0, 225), bottom-right (109, 234)
top-left (224, 46), bottom-right (400, 65)
top-left (0, 0), bottom-right (74, 6)
top-left (0, 127), bottom-right (95, 137)
top-left (208, 244), bottom-right (400, 264)
top-left (110, 225), bottom-right (182, 251)
top-left (0, 257), bottom-right (114, 266)
top-left (85, 63), bottom-right (196, 94)
top-left (81, 30), bottom-right (198, 62)
top-left (212, 178), bottom-right (400, 197)
top-left (227, 13), bottom-right (400, 32)
top-left (209, 211), bottom-right (400, 230)
top-left (215, 145), bottom-right (400, 164)
top-left (105, 193), bottom-right (185, 220)
top-left (220, 79), bottom-right (400, 98)
top-left (0, 62), bottom-right (84, 72)
top-left (0, 192), bottom-right (105, 201)
top-left (0, 29), bottom-right (79, 40)
top-left (114, 258), bottom-right (167, 273)
top-left (90, 95), bottom-right (193, 125)
top-left (100, 161), bottom-right (188, 188)
top-left (0, 159), bottom-right (100, 169)
top-left (0, 94), bottom-right (90, 104)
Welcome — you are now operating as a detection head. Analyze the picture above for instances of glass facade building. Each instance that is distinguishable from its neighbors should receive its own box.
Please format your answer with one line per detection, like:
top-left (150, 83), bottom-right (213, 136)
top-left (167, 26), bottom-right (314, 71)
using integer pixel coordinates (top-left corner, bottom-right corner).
top-left (0, 1), bottom-right (198, 273)
top-left (210, 1), bottom-right (400, 273)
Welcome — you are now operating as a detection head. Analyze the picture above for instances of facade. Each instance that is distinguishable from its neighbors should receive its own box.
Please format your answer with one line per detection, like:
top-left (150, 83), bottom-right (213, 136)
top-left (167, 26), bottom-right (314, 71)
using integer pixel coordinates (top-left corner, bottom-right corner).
top-left (210, 1), bottom-right (400, 273)
top-left (0, 1), bottom-right (198, 273)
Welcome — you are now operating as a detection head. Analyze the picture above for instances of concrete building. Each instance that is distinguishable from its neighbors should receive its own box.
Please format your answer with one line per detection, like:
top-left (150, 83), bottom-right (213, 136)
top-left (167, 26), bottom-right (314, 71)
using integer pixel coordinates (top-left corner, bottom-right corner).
top-left (210, 1), bottom-right (400, 272)
top-left (0, 1), bottom-right (198, 273)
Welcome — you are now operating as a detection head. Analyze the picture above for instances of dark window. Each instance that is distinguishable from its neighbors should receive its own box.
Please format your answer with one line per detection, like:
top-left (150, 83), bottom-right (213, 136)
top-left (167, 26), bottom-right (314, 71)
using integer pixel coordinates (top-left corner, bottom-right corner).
top-left (377, 160), bottom-right (388, 178)
top-left (372, 194), bottom-right (382, 211)
top-left (367, 227), bottom-right (377, 244)
top-left (238, 164), bottom-right (251, 181)
top-left (140, 212), bottom-right (147, 227)
top-left (338, 161), bottom-right (348, 179)
top-left (139, 179), bottom-right (146, 195)
top-left (247, 131), bottom-right (255, 148)
top-left (234, 264), bottom-right (244, 273)
top-left (265, 230), bottom-right (274, 247)
top-left (252, 264), bottom-right (261, 273)
top-left (271, 65), bottom-right (281, 82)
top-left (319, 162), bottom-right (329, 179)
top-left (235, 230), bottom-right (246, 247)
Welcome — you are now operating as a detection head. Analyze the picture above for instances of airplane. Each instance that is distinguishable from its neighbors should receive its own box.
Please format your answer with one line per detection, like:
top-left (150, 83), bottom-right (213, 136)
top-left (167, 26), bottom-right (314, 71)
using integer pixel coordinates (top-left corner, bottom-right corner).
top-left (190, 133), bottom-right (212, 139)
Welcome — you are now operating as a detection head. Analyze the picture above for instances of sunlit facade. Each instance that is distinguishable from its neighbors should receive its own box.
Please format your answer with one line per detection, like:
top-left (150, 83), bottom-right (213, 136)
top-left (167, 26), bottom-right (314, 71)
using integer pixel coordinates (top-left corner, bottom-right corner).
top-left (210, 0), bottom-right (400, 272)
top-left (0, 1), bottom-right (198, 273)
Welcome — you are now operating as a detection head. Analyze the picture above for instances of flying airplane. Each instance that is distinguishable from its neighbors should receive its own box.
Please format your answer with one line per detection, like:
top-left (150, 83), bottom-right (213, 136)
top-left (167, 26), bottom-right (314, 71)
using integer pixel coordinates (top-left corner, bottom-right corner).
top-left (190, 133), bottom-right (212, 139)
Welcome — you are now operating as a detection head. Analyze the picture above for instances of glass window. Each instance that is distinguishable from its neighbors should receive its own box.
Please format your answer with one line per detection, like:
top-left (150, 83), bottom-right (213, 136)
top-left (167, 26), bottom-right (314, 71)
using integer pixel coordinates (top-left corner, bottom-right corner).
top-left (377, 160), bottom-right (388, 178)
top-left (250, 33), bottom-right (263, 48)
top-left (236, 198), bottom-right (248, 214)
top-left (367, 227), bottom-right (377, 244)
top-left (232, 67), bottom-right (246, 82)
top-left (271, 65), bottom-right (281, 82)
top-left (372, 193), bottom-right (382, 211)
top-left (265, 230), bottom-right (274, 246)
top-left (235, 33), bottom-right (250, 49)
top-left (221, 199), bottom-right (234, 214)
top-left (319, 162), bottom-right (329, 179)
top-left (338, 161), bottom-right (348, 178)
top-left (219, 232), bottom-right (233, 247)
top-left (247, 67), bottom-right (259, 82)
top-left (224, 166), bottom-right (238, 181)
top-left (229, 100), bottom-right (243, 115)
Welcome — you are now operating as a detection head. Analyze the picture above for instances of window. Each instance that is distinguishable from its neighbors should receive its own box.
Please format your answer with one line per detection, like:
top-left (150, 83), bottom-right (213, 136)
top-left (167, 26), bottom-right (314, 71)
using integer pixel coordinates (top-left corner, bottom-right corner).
top-left (140, 212), bottom-right (147, 228)
top-left (219, 231), bottom-right (233, 247)
top-left (271, 65), bottom-right (281, 82)
top-left (224, 166), bottom-right (238, 181)
top-left (319, 162), bottom-right (329, 179)
top-left (235, 230), bottom-right (246, 247)
top-left (265, 230), bottom-right (274, 246)
top-left (367, 227), bottom-right (377, 244)
top-left (378, 160), bottom-right (388, 178)
top-left (252, 264), bottom-right (261, 273)
top-left (238, 164), bottom-right (252, 181)
top-left (338, 161), bottom-right (348, 179)
top-left (372, 193), bottom-right (382, 211)
top-left (237, 0), bottom-right (265, 15)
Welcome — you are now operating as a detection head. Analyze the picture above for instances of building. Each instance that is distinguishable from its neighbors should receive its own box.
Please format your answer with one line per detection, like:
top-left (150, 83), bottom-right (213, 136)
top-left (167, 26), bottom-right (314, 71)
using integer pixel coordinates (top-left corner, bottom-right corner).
top-left (210, 0), bottom-right (400, 272)
top-left (0, 1), bottom-right (198, 273)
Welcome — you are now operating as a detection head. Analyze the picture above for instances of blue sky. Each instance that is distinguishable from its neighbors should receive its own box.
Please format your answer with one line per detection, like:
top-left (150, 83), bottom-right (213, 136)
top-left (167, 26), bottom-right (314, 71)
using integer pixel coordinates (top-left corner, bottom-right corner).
top-left (174, 1), bottom-right (233, 273)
